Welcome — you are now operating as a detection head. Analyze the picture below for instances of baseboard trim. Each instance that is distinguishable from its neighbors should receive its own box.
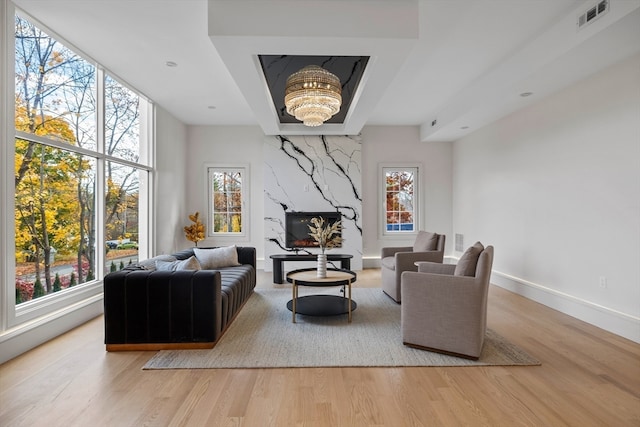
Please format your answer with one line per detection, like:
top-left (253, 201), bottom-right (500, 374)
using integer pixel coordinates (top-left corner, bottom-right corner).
top-left (492, 270), bottom-right (640, 344)
top-left (363, 255), bottom-right (457, 269)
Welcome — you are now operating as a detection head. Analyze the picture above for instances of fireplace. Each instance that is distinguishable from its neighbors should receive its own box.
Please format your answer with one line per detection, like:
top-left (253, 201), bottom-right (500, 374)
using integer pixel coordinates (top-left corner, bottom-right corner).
top-left (285, 211), bottom-right (342, 250)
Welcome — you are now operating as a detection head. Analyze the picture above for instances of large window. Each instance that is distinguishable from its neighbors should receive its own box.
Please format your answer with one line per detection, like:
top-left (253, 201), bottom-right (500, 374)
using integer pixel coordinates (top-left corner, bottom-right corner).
top-left (207, 165), bottom-right (248, 237)
top-left (381, 165), bottom-right (419, 236)
top-left (10, 12), bottom-right (153, 318)
top-left (14, 143), bottom-right (97, 302)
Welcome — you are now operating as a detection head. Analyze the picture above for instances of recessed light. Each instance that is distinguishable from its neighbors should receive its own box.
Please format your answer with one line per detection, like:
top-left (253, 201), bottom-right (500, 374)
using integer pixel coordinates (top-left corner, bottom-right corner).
top-left (520, 92), bottom-right (533, 97)
top-left (207, 106), bottom-right (216, 110)
top-left (461, 126), bottom-right (469, 130)
top-left (165, 61), bottom-right (177, 67)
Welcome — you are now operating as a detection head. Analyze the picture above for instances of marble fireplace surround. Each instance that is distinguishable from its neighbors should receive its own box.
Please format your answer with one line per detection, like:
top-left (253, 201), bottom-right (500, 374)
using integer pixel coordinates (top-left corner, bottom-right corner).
top-left (264, 135), bottom-right (363, 272)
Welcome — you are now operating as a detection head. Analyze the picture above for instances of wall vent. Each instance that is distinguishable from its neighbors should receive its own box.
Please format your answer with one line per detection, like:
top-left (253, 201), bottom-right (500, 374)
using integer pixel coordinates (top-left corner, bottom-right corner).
top-left (577, 0), bottom-right (609, 29)
top-left (455, 233), bottom-right (464, 252)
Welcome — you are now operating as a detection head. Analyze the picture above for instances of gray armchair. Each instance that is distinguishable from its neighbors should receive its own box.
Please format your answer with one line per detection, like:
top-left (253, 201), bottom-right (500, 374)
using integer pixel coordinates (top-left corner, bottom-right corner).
top-left (381, 231), bottom-right (445, 302)
top-left (400, 242), bottom-right (494, 360)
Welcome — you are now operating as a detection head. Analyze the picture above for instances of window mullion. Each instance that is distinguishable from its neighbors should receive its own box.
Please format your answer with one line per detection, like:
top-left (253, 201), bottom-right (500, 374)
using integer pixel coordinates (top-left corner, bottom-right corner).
top-left (15, 131), bottom-right (99, 158)
top-left (97, 67), bottom-right (105, 155)
top-left (95, 67), bottom-right (105, 279)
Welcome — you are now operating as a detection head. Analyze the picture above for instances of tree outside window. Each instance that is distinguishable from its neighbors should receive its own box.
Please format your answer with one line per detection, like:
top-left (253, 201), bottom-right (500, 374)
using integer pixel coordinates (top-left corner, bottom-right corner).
top-left (208, 166), bottom-right (247, 236)
top-left (13, 13), bottom-right (151, 307)
top-left (105, 74), bottom-right (141, 163)
top-left (382, 166), bottom-right (418, 234)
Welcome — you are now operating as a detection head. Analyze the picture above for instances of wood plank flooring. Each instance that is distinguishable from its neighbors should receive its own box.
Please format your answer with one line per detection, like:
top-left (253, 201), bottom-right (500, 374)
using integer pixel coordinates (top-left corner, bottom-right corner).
top-left (1, 269), bottom-right (639, 426)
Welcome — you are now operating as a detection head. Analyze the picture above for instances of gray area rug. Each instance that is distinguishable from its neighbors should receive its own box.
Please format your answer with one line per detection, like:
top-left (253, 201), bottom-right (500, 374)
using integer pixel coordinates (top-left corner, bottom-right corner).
top-left (144, 287), bottom-right (540, 369)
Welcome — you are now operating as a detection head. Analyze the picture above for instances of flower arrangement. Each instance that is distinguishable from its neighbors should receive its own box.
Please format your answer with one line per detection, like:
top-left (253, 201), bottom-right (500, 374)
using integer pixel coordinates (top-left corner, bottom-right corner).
top-left (184, 211), bottom-right (205, 246)
top-left (307, 216), bottom-right (343, 254)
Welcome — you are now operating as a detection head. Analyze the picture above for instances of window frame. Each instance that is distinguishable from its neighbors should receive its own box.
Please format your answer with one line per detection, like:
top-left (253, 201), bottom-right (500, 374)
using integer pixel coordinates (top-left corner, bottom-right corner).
top-left (205, 163), bottom-right (249, 241)
top-left (379, 163), bottom-right (421, 239)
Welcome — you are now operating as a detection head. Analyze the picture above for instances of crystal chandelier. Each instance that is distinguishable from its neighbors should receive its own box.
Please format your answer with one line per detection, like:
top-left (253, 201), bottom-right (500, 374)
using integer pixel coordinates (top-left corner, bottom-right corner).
top-left (284, 65), bottom-right (342, 127)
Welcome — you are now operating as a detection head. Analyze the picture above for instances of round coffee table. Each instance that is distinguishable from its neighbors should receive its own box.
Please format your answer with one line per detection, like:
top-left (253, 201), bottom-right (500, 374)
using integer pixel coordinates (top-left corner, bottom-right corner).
top-left (286, 268), bottom-right (357, 323)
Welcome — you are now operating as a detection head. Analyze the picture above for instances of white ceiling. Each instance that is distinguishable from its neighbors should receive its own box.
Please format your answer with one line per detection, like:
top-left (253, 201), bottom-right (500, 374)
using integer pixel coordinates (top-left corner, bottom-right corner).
top-left (12, 0), bottom-right (640, 140)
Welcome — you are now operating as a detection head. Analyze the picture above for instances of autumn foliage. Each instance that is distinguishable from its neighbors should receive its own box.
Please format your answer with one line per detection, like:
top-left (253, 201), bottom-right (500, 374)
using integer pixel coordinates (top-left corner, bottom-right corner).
top-left (184, 212), bottom-right (205, 246)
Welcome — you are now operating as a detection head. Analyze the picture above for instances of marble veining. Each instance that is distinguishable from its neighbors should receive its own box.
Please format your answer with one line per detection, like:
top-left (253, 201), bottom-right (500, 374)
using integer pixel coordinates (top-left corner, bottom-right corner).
top-left (264, 135), bottom-right (363, 271)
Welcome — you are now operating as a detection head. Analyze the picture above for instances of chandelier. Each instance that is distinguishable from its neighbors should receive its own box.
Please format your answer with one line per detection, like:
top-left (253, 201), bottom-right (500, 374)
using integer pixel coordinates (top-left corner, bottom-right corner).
top-left (284, 65), bottom-right (342, 127)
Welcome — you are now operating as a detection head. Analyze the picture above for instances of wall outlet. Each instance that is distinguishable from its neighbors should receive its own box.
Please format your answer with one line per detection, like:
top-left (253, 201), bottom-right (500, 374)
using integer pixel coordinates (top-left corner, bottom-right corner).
top-left (599, 276), bottom-right (607, 289)
top-left (455, 234), bottom-right (464, 252)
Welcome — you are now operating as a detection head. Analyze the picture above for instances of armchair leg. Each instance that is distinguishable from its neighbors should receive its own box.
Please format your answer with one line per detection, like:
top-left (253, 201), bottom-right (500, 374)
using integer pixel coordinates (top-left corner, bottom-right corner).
top-left (403, 342), bottom-right (480, 361)
top-left (382, 289), bottom-right (401, 304)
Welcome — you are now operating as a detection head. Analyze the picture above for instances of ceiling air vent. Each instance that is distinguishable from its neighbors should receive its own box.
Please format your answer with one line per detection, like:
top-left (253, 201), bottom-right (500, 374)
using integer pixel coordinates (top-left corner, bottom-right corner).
top-left (577, 0), bottom-right (609, 29)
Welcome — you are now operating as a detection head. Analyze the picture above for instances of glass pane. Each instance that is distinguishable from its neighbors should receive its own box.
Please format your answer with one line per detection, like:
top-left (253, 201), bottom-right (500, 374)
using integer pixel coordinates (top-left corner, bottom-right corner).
top-left (105, 161), bottom-right (140, 273)
top-left (15, 15), bottom-right (97, 150)
top-left (213, 213), bottom-right (229, 233)
top-left (210, 170), bottom-right (243, 234)
top-left (387, 192), bottom-right (399, 211)
top-left (105, 75), bottom-right (140, 162)
top-left (214, 193), bottom-right (228, 210)
top-left (384, 169), bottom-right (415, 232)
top-left (230, 214), bottom-right (242, 232)
top-left (398, 190), bottom-right (414, 211)
top-left (15, 140), bottom-right (97, 304)
top-left (386, 173), bottom-right (399, 191)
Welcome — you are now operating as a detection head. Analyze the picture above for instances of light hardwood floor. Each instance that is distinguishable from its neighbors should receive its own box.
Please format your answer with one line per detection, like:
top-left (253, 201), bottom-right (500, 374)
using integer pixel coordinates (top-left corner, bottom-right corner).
top-left (1, 269), bottom-right (639, 426)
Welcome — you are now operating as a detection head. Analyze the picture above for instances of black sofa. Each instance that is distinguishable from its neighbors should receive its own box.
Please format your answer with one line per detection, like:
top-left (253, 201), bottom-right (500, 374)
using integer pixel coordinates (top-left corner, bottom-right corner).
top-left (103, 246), bottom-right (256, 351)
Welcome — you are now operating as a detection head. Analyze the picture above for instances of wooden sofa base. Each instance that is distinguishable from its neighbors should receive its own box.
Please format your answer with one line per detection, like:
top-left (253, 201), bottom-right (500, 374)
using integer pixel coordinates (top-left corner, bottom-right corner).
top-left (106, 342), bottom-right (215, 352)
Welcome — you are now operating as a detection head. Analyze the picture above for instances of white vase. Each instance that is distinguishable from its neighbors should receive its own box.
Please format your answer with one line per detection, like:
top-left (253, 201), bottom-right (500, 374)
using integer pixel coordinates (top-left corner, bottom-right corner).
top-left (317, 253), bottom-right (327, 278)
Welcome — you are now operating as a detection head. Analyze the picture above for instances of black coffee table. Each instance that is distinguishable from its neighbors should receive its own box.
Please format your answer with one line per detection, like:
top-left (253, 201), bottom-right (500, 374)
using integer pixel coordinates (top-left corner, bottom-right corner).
top-left (286, 268), bottom-right (357, 323)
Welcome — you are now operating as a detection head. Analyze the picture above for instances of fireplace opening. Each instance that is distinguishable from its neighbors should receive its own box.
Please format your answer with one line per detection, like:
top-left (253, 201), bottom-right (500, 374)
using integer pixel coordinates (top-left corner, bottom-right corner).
top-left (285, 211), bottom-right (342, 250)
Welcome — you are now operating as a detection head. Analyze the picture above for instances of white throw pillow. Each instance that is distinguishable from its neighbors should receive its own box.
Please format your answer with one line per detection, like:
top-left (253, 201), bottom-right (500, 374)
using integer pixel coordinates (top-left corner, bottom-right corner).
top-left (194, 246), bottom-right (240, 269)
top-left (138, 254), bottom-right (177, 271)
top-left (155, 255), bottom-right (202, 271)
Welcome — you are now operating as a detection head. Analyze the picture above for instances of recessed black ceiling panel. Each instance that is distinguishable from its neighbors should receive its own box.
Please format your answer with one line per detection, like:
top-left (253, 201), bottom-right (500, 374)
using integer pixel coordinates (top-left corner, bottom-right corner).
top-left (258, 55), bottom-right (369, 125)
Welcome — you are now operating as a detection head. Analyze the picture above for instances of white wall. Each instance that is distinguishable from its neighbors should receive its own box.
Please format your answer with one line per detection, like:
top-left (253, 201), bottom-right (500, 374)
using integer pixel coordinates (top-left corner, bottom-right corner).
top-left (360, 126), bottom-right (453, 265)
top-left (184, 125), bottom-right (454, 269)
top-left (154, 106), bottom-right (188, 255)
top-left (452, 53), bottom-right (640, 342)
top-left (185, 126), bottom-right (266, 262)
